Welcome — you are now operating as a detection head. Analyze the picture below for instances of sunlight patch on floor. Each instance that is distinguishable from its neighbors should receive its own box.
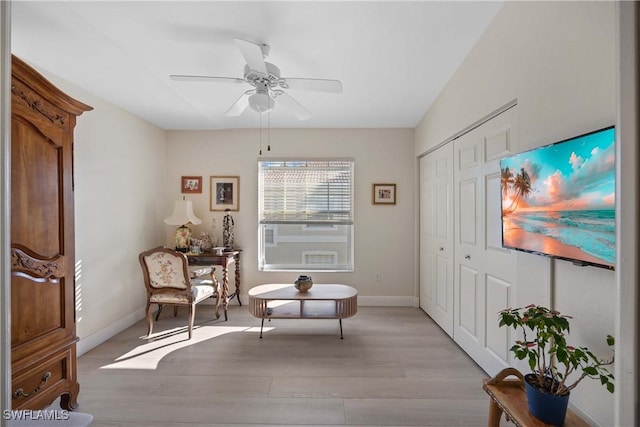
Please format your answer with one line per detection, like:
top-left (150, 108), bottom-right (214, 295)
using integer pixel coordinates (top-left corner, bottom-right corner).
top-left (99, 325), bottom-right (251, 370)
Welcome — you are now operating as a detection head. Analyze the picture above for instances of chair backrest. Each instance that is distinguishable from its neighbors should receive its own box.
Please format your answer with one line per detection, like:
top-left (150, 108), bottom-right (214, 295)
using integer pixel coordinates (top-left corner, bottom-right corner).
top-left (139, 247), bottom-right (191, 291)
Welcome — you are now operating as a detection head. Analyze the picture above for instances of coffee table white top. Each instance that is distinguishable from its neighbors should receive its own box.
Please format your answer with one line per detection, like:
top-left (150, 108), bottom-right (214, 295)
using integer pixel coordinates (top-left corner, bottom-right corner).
top-left (248, 284), bottom-right (357, 300)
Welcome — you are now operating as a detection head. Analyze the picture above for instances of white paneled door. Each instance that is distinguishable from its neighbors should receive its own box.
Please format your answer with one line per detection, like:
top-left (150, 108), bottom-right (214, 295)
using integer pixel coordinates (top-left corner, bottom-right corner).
top-left (419, 144), bottom-right (454, 336)
top-left (453, 106), bottom-right (518, 376)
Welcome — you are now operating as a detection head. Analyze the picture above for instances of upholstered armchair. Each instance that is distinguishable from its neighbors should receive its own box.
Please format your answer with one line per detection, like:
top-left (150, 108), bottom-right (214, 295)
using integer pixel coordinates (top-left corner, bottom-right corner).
top-left (139, 247), bottom-right (221, 339)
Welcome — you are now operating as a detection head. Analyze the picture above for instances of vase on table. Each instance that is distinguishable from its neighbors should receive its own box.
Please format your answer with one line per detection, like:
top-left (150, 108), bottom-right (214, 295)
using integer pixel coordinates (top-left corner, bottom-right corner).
top-left (223, 209), bottom-right (234, 250)
top-left (294, 275), bottom-right (313, 292)
top-left (200, 232), bottom-right (213, 251)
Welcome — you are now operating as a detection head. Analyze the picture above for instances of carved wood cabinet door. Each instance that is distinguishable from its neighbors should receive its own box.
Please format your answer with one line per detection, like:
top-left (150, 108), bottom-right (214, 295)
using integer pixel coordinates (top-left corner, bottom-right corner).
top-left (10, 55), bottom-right (91, 410)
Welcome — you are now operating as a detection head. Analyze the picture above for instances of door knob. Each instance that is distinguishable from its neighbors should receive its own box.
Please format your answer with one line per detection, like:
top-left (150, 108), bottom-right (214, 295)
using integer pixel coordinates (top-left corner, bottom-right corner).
top-left (439, 247), bottom-right (444, 251)
top-left (464, 254), bottom-right (471, 260)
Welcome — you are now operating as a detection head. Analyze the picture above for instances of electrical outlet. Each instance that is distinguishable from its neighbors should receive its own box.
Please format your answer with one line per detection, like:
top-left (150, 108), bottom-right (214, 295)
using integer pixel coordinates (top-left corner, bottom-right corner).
top-left (375, 273), bottom-right (381, 282)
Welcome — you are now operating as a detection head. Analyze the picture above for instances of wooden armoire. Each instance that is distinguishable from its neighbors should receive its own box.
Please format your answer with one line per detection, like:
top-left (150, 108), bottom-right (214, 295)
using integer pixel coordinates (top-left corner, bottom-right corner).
top-left (10, 55), bottom-right (92, 410)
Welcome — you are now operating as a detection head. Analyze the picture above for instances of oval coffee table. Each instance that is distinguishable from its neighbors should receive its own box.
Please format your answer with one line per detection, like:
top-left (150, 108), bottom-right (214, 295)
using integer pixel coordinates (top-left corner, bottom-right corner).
top-left (248, 284), bottom-right (357, 338)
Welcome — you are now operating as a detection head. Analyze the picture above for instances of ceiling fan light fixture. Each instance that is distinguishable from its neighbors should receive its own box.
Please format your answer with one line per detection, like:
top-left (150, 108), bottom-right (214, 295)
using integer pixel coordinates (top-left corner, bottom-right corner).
top-left (248, 92), bottom-right (275, 114)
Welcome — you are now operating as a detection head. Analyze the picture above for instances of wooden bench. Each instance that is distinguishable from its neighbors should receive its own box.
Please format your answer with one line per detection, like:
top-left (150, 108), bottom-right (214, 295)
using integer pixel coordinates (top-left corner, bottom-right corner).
top-left (482, 368), bottom-right (589, 427)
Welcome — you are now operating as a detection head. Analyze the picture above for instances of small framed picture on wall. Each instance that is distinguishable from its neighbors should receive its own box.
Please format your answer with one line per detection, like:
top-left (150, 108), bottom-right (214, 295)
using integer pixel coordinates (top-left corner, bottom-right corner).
top-left (372, 183), bottom-right (396, 205)
top-left (181, 176), bottom-right (202, 194)
top-left (210, 176), bottom-right (240, 211)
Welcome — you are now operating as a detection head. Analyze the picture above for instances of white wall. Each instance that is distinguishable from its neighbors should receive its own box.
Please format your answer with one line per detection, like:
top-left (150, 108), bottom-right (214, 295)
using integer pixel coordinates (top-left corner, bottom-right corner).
top-left (166, 128), bottom-right (416, 304)
top-left (31, 66), bottom-right (169, 354)
top-left (415, 2), bottom-right (616, 425)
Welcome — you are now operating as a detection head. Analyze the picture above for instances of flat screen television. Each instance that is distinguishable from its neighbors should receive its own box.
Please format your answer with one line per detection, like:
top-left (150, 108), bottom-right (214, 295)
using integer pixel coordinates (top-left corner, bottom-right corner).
top-left (500, 126), bottom-right (615, 270)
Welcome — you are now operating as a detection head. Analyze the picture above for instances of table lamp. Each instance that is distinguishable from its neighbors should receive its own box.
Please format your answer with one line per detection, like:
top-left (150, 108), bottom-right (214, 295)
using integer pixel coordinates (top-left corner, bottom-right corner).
top-left (164, 198), bottom-right (202, 252)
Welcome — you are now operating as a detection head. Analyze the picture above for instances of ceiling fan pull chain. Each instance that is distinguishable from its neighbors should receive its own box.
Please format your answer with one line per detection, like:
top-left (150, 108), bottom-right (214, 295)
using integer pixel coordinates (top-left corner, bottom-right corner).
top-left (267, 111), bottom-right (271, 152)
top-left (259, 113), bottom-right (263, 155)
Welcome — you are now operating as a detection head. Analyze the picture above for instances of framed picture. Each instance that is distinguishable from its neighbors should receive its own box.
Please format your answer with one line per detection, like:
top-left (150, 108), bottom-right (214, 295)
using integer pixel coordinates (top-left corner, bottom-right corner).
top-left (210, 176), bottom-right (240, 211)
top-left (181, 176), bottom-right (202, 194)
top-left (372, 183), bottom-right (396, 205)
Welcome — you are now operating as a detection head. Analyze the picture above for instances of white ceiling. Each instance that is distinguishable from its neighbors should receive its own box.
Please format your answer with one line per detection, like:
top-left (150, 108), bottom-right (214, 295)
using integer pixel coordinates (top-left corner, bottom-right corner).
top-left (10, 1), bottom-right (503, 130)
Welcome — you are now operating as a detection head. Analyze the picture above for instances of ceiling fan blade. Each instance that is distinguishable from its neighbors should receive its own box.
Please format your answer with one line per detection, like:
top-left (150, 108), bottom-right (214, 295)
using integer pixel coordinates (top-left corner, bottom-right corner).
top-left (226, 92), bottom-right (252, 116)
top-left (280, 78), bottom-right (343, 94)
top-left (274, 91), bottom-right (312, 121)
top-left (170, 75), bottom-right (245, 84)
top-left (234, 39), bottom-right (268, 74)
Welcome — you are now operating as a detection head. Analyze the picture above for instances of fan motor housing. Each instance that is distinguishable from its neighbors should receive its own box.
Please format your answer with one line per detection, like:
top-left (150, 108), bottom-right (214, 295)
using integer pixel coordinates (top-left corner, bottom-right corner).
top-left (244, 63), bottom-right (281, 87)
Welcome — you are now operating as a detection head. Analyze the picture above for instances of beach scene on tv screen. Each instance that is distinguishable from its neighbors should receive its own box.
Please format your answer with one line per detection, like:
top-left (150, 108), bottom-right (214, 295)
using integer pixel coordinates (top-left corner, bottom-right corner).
top-left (500, 127), bottom-right (615, 268)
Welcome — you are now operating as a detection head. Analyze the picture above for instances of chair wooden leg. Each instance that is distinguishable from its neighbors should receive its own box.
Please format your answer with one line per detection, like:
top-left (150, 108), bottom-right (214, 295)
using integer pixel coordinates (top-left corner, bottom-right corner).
top-left (188, 303), bottom-right (195, 339)
top-left (146, 302), bottom-right (154, 337)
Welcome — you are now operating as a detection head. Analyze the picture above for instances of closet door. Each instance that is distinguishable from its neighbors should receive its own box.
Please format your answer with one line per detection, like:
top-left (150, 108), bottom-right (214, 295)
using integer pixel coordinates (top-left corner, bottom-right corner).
top-left (453, 106), bottom-right (518, 376)
top-left (419, 144), bottom-right (454, 336)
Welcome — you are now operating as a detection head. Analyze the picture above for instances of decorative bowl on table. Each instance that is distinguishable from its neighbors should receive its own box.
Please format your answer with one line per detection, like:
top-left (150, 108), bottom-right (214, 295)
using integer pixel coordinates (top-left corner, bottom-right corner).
top-left (294, 275), bottom-right (313, 292)
top-left (213, 246), bottom-right (226, 255)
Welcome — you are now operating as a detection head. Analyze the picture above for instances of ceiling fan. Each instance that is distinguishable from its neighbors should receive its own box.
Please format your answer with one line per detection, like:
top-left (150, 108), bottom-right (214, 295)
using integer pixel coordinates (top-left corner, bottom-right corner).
top-left (170, 39), bottom-right (343, 121)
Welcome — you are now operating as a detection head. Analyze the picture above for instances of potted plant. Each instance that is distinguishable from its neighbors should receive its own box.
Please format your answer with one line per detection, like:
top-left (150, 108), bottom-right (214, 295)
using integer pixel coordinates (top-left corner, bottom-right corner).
top-left (498, 304), bottom-right (615, 425)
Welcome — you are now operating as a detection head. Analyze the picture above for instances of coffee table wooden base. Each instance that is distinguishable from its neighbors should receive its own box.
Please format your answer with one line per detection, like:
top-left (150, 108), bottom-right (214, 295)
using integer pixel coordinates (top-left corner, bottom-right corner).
top-left (248, 284), bottom-right (358, 338)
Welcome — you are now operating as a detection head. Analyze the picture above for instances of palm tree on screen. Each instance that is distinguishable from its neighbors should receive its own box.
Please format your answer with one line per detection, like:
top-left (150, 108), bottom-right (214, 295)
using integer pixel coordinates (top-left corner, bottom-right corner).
top-left (502, 167), bottom-right (531, 214)
top-left (501, 167), bottom-right (514, 201)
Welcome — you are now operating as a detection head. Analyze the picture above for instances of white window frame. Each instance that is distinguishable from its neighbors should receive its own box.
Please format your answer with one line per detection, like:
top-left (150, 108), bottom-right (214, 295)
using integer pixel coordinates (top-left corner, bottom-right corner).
top-left (258, 158), bottom-right (354, 272)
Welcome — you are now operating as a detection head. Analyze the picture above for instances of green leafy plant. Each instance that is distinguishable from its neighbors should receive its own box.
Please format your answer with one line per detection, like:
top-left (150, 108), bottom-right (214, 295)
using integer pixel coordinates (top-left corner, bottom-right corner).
top-left (498, 304), bottom-right (615, 396)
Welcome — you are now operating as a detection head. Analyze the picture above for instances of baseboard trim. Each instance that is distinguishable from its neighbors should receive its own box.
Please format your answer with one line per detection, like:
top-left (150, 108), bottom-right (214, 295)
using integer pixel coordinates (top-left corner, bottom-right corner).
top-left (357, 296), bottom-right (416, 306)
top-left (568, 400), bottom-right (599, 426)
top-left (77, 308), bottom-right (145, 357)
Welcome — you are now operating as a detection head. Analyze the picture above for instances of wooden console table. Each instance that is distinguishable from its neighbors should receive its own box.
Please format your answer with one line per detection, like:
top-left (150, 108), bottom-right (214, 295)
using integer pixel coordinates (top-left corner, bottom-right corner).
top-left (482, 368), bottom-right (588, 427)
top-left (187, 250), bottom-right (242, 318)
top-left (248, 284), bottom-right (357, 339)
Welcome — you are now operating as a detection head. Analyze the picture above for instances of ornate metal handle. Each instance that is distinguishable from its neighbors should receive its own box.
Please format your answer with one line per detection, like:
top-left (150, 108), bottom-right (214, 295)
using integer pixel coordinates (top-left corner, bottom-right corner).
top-left (13, 372), bottom-right (51, 399)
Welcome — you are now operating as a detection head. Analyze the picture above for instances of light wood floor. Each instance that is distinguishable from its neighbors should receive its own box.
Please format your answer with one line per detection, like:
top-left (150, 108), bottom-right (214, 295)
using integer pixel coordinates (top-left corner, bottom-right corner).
top-left (75, 305), bottom-right (496, 426)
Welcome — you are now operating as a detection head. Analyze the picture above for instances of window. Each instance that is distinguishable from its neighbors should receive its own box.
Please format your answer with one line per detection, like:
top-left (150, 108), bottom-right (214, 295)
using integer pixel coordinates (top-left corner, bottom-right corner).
top-left (258, 158), bottom-right (354, 272)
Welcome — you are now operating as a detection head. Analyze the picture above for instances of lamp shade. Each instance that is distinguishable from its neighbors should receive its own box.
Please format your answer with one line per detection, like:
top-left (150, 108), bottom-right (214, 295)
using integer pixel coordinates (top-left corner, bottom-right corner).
top-left (164, 200), bottom-right (202, 226)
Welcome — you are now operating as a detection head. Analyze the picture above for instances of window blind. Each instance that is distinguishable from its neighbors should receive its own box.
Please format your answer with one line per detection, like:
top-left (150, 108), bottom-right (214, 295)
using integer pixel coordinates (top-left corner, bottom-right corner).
top-left (259, 159), bottom-right (354, 224)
